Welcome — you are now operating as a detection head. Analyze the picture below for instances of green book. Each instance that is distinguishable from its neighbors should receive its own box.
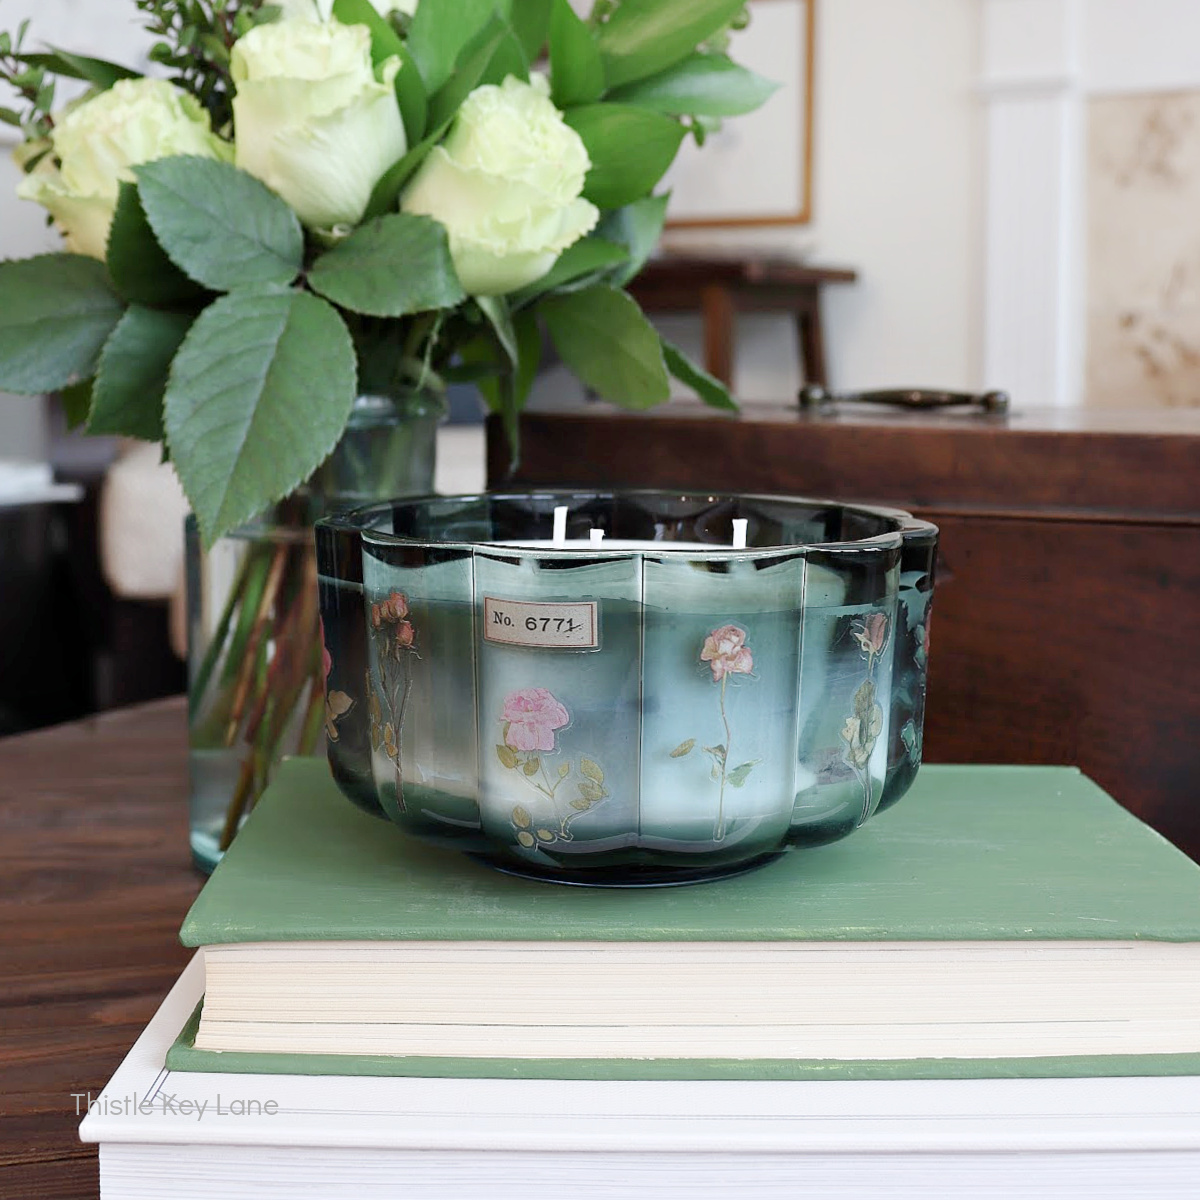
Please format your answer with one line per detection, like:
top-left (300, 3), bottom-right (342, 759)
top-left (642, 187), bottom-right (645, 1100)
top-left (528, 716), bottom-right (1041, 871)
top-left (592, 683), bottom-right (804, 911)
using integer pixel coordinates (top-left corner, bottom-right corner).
top-left (170, 758), bottom-right (1200, 1079)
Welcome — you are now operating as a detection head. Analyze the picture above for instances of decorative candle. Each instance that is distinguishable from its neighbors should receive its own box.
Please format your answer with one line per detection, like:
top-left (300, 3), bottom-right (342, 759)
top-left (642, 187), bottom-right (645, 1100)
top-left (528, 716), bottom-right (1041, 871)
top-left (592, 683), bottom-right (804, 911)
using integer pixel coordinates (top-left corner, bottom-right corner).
top-left (316, 491), bottom-right (938, 886)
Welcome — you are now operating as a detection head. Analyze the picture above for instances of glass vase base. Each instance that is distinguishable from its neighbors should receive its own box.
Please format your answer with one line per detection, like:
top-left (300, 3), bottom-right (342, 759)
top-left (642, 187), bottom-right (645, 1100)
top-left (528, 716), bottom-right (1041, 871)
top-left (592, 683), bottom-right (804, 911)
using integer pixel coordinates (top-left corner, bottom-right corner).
top-left (190, 824), bottom-right (223, 875)
top-left (464, 849), bottom-right (787, 888)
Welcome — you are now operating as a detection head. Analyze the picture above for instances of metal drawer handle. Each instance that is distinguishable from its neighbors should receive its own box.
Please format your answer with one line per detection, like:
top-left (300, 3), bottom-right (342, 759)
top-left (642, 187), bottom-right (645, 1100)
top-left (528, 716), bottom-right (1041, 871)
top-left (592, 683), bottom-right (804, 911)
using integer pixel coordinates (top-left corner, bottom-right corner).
top-left (798, 386), bottom-right (1010, 414)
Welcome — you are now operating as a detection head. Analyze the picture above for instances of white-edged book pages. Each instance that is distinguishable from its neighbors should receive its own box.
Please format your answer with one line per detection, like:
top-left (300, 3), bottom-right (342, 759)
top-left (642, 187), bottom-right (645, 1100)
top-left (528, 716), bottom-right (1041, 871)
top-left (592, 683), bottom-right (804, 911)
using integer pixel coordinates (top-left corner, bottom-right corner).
top-left (80, 955), bottom-right (1200, 1200)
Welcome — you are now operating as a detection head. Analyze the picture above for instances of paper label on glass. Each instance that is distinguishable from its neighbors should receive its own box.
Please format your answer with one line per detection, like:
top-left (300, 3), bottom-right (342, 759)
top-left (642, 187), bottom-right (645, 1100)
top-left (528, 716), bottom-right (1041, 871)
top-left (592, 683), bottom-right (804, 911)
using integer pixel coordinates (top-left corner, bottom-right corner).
top-left (483, 597), bottom-right (599, 650)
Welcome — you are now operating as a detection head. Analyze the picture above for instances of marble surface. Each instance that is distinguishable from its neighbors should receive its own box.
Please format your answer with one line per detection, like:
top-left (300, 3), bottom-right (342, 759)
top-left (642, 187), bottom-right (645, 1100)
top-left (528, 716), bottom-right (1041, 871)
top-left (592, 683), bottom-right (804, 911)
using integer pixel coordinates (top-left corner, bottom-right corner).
top-left (1087, 91), bottom-right (1200, 408)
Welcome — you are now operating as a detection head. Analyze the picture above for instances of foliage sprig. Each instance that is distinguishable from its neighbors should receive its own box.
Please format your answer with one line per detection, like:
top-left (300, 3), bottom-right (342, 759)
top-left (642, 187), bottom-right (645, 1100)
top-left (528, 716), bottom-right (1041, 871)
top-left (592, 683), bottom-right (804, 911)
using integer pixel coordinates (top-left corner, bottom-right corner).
top-left (135, 0), bottom-right (275, 128)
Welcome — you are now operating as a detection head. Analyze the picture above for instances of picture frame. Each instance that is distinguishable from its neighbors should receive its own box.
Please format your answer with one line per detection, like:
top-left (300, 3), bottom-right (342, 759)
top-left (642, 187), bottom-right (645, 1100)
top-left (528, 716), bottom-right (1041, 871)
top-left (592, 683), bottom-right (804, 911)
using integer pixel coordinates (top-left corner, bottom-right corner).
top-left (663, 0), bottom-right (815, 228)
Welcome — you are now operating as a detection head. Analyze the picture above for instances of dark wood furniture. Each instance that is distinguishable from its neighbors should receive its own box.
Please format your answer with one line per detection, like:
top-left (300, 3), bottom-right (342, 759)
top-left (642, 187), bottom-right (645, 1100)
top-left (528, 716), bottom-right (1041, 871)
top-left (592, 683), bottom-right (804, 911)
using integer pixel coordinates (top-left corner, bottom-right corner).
top-left (1, 698), bottom-right (197, 1200)
top-left (627, 256), bottom-right (857, 387)
top-left (488, 402), bottom-right (1200, 862)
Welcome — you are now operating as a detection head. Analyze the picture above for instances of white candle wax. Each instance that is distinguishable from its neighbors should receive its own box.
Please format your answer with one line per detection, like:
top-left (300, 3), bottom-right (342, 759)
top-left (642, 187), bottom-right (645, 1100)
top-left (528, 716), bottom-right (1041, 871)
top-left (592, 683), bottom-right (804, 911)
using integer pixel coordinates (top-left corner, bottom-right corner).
top-left (491, 539), bottom-right (748, 551)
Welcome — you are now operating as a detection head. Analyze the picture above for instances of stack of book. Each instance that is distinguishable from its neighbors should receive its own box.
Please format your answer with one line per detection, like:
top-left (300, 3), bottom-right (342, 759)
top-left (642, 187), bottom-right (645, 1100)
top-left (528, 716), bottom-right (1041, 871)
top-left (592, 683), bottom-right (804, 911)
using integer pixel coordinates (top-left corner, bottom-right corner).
top-left (81, 760), bottom-right (1200, 1198)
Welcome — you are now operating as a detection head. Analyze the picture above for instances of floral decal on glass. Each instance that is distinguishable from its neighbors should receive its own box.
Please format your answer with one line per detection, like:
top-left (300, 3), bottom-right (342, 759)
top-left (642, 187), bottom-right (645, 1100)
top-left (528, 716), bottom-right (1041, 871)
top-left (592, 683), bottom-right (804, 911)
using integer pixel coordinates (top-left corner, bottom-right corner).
top-left (320, 616), bottom-right (353, 742)
top-left (496, 688), bottom-right (609, 850)
top-left (900, 609), bottom-right (931, 764)
top-left (367, 591), bottom-right (419, 811)
top-left (671, 623), bottom-right (759, 842)
top-left (841, 613), bottom-right (890, 823)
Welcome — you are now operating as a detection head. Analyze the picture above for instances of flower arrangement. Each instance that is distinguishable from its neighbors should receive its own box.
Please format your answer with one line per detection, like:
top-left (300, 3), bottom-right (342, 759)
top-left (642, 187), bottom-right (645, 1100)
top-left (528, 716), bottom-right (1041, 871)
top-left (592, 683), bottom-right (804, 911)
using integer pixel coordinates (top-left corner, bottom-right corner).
top-left (0, 0), bottom-right (775, 546)
top-left (0, 0), bottom-right (773, 858)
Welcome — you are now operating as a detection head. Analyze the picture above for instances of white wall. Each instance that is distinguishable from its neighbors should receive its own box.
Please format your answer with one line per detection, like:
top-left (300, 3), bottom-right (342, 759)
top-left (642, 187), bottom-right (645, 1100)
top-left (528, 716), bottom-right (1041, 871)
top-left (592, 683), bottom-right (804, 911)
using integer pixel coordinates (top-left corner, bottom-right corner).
top-left (663, 0), bottom-right (985, 402)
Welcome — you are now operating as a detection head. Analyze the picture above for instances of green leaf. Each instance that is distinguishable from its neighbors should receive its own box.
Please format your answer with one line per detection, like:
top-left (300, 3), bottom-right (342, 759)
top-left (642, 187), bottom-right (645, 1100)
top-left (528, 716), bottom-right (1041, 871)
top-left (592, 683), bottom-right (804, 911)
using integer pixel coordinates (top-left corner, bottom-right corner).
top-left (609, 53), bottom-right (778, 116)
top-left (106, 182), bottom-right (206, 307)
top-left (425, 21), bottom-right (511, 131)
top-left (500, 746), bottom-right (520, 771)
top-left (364, 128), bottom-right (443, 218)
top-left (136, 157), bottom-right (303, 292)
top-left (510, 236), bottom-right (629, 308)
top-left (476, 294), bottom-right (520, 454)
top-left (16, 49), bottom-right (140, 89)
top-left (662, 337), bottom-right (737, 411)
top-left (509, 0), bottom-right (552, 60)
top-left (406, 0), bottom-right (502, 94)
top-left (478, 25), bottom-right (530, 87)
top-left (670, 738), bottom-right (695, 757)
top-left (540, 285), bottom-right (669, 408)
top-left (597, 193), bottom-right (669, 286)
top-left (476, 295), bottom-right (518, 366)
top-left (454, 334), bottom-right (504, 412)
top-left (727, 760), bottom-right (758, 788)
top-left (596, 0), bottom-right (748, 89)
top-left (89, 306), bottom-right (192, 441)
top-left (308, 214), bottom-right (465, 316)
top-left (512, 308), bottom-right (542, 409)
top-left (332, 0), bottom-right (401, 61)
top-left (331, 0), bottom-right (426, 143)
top-left (549, 0), bottom-right (604, 108)
top-left (392, 41), bottom-right (429, 146)
top-left (565, 105), bottom-right (685, 210)
top-left (0, 255), bottom-right (124, 394)
top-left (164, 290), bottom-right (356, 544)
top-left (578, 779), bottom-right (604, 802)
top-left (59, 380), bottom-right (92, 429)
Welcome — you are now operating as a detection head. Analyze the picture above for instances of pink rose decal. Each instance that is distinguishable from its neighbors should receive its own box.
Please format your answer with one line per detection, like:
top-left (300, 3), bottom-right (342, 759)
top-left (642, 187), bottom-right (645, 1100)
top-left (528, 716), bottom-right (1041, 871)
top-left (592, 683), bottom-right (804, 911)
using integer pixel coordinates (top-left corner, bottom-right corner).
top-left (502, 687), bottom-right (570, 752)
top-left (676, 623), bottom-right (759, 841)
top-left (365, 589), bottom-right (419, 810)
top-left (700, 624), bottom-right (754, 682)
top-left (852, 613), bottom-right (889, 659)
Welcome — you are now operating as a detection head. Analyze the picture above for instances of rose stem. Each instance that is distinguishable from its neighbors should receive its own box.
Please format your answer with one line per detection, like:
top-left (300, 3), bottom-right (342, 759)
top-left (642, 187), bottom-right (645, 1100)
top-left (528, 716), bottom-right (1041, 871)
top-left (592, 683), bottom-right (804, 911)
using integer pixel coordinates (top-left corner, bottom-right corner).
top-left (295, 662), bottom-right (326, 756)
top-left (229, 553), bottom-right (319, 835)
top-left (224, 541), bottom-right (290, 746)
top-left (391, 658), bottom-right (414, 812)
top-left (190, 548), bottom-right (272, 748)
top-left (241, 549), bottom-right (317, 746)
top-left (188, 550), bottom-right (250, 719)
top-left (716, 674), bottom-right (731, 841)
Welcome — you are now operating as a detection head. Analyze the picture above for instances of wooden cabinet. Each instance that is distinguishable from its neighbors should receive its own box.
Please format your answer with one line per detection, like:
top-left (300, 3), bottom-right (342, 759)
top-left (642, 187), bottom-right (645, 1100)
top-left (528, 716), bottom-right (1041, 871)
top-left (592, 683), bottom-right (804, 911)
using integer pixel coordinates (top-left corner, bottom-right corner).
top-left (488, 402), bottom-right (1200, 861)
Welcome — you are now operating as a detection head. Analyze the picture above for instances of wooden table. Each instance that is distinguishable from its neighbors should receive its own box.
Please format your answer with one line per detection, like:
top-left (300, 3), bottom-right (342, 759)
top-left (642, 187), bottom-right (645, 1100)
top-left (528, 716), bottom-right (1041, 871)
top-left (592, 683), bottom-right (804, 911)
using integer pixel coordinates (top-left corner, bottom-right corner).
top-left (1, 698), bottom-right (198, 1199)
top-left (627, 256), bottom-right (858, 388)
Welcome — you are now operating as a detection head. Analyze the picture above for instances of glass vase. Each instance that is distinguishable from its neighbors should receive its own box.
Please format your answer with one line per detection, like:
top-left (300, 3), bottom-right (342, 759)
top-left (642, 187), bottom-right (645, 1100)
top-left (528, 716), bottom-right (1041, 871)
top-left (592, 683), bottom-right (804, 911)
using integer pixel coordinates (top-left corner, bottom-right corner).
top-left (186, 390), bottom-right (444, 873)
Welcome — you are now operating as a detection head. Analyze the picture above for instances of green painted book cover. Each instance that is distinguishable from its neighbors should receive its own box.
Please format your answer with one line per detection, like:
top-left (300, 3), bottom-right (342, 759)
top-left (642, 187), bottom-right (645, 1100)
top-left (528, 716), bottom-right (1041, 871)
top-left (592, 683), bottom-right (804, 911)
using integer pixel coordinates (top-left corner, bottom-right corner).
top-left (170, 759), bottom-right (1200, 1078)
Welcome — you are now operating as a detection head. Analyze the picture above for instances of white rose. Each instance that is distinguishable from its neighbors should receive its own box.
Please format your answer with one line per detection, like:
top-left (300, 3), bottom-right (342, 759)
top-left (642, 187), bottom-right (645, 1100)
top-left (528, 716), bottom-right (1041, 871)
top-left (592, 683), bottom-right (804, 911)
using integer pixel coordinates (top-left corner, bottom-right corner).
top-left (274, 0), bottom-right (417, 21)
top-left (401, 74), bottom-right (599, 296)
top-left (16, 78), bottom-right (230, 260)
top-left (230, 19), bottom-right (407, 230)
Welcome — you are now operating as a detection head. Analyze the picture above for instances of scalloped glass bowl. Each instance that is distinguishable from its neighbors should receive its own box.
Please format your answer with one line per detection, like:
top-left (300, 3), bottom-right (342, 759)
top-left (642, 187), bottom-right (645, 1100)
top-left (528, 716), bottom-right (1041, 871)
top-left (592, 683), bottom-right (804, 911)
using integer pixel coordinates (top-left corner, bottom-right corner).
top-left (316, 491), bottom-right (937, 886)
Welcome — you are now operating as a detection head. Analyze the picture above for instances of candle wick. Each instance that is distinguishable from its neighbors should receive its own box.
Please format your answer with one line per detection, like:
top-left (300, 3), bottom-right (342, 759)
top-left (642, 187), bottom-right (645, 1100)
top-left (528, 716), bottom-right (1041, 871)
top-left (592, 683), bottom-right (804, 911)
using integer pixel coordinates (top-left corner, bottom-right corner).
top-left (552, 505), bottom-right (569, 548)
top-left (731, 518), bottom-right (748, 550)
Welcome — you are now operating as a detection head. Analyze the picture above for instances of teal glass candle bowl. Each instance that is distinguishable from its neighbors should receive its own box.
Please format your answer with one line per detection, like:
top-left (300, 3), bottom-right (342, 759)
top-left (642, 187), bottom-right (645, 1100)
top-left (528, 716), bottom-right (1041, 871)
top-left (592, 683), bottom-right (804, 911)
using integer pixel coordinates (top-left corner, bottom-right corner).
top-left (315, 491), bottom-right (937, 886)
